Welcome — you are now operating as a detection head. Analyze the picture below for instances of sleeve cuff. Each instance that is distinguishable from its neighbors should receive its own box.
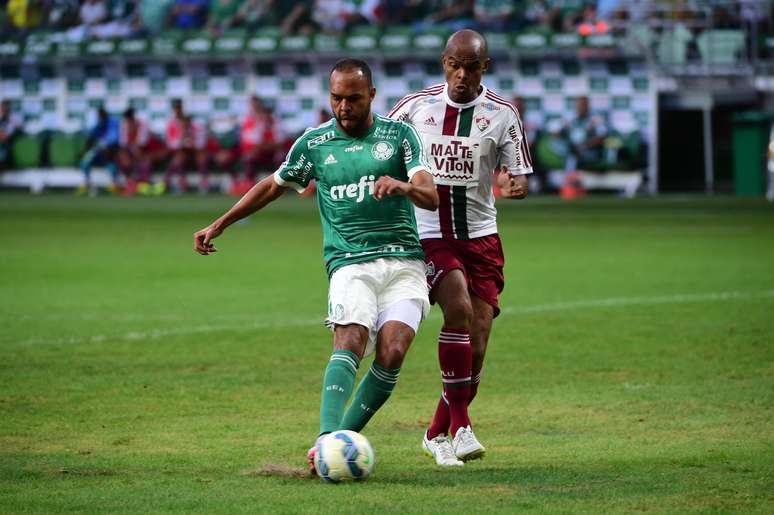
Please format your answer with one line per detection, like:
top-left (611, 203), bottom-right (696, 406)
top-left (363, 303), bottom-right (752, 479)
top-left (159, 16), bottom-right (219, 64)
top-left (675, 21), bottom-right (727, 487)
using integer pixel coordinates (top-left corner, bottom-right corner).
top-left (273, 171), bottom-right (306, 193)
top-left (406, 165), bottom-right (428, 181)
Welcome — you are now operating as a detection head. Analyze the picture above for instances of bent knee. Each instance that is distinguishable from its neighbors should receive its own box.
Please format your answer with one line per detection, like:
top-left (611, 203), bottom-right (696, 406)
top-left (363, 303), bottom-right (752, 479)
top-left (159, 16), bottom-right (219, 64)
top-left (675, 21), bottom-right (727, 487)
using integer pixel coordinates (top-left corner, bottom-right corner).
top-left (440, 299), bottom-right (473, 329)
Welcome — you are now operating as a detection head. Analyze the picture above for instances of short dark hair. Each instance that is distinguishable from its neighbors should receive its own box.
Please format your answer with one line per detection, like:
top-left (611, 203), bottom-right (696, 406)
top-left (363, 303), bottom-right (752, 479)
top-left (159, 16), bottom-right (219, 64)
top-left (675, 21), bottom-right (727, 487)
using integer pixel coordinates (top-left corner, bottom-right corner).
top-left (330, 58), bottom-right (373, 88)
top-left (123, 107), bottom-right (135, 119)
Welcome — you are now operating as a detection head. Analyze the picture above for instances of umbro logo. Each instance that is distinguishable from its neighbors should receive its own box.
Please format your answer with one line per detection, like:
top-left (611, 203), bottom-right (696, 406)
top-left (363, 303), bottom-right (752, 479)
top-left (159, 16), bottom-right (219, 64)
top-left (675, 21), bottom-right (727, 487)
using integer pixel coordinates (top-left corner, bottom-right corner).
top-left (424, 116), bottom-right (437, 126)
top-left (324, 153), bottom-right (338, 165)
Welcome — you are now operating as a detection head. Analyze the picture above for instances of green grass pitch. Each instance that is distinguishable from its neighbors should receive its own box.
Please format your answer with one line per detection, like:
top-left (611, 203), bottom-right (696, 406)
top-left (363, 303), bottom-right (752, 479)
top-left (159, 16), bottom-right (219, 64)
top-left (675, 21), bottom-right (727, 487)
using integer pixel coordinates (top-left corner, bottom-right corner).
top-left (1, 192), bottom-right (772, 513)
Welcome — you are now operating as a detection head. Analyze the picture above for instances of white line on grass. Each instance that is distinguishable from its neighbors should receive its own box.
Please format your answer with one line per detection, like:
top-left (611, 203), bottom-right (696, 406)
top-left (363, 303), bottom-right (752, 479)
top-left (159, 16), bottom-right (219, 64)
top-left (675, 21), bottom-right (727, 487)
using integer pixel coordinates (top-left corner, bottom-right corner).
top-left (11, 289), bottom-right (774, 347)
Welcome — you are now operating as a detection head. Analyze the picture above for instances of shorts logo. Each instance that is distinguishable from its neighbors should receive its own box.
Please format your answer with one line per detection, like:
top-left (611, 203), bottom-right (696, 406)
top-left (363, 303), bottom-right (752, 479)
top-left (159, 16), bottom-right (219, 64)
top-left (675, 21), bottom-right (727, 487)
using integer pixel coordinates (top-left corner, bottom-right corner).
top-left (335, 304), bottom-right (344, 319)
top-left (371, 141), bottom-right (395, 161)
top-left (475, 116), bottom-right (490, 131)
top-left (425, 261), bottom-right (435, 277)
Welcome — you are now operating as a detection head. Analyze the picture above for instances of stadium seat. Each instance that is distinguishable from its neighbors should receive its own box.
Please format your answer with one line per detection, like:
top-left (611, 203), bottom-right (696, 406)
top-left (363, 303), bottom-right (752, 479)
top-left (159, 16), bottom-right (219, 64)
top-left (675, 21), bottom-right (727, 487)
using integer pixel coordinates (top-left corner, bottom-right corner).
top-left (48, 133), bottom-right (86, 168)
top-left (697, 30), bottom-right (746, 64)
top-left (657, 24), bottom-right (692, 65)
top-left (11, 135), bottom-right (43, 168)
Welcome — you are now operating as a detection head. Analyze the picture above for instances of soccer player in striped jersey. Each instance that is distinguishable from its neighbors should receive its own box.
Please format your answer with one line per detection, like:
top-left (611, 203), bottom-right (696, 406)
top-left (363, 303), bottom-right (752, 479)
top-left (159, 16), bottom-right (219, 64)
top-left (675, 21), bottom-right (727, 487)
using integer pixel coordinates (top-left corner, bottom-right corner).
top-left (194, 59), bottom-right (439, 474)
top-left (388, 30), bottom-right (532, 466)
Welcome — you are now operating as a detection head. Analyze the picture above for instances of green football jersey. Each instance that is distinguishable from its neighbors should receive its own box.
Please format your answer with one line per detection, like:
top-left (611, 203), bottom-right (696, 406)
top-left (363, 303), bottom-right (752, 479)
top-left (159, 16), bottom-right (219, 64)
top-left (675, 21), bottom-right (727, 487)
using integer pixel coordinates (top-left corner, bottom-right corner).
top-left (274, 115), bottom-right (430, 277)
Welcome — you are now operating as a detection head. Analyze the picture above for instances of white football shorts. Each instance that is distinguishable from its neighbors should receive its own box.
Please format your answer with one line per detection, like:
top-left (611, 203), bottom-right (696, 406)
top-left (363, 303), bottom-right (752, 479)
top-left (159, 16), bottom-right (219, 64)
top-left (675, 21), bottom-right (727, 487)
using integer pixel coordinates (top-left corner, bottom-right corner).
top-left (326, 257), bottom-right (431, 357)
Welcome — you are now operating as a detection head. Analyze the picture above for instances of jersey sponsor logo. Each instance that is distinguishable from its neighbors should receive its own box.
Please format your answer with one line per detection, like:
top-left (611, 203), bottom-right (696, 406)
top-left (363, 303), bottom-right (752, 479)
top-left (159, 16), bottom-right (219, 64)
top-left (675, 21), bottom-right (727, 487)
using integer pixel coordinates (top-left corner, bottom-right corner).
top-left (372, 141), bottom-right (395, 161)
top-left (402, 139), bottom-right (413, 164)
top-left (508, 124), bottom-right (525, 169)
top-left (344, 244), bottom-right (406, 258)
top-left (307, 130), bottom-right (334, 149)
top-left (373, 127), bottom-right (400, 139)
top-left (475, 115), bottom-right (490, 131)
top-left (324, 153), bottom-right (338, 165)
top-left (424, 116), bottom-right (437, 126)
top-left (429, 139), bottom-right (477, 177)
top-left (285, 152), bottom-right (314, 182)
top-left (482, 102), bottom-right (500, 111)
top-left (329, 174), bottom-right (376, 203)
top-left (344, 144), bottom-right (363, 153)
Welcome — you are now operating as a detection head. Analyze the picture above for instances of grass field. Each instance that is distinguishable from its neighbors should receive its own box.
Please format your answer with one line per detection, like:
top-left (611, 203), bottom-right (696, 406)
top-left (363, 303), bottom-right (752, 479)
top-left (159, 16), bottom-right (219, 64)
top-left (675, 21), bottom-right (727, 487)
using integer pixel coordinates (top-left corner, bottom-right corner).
top-left (1, 192), bottom-right (773, 513)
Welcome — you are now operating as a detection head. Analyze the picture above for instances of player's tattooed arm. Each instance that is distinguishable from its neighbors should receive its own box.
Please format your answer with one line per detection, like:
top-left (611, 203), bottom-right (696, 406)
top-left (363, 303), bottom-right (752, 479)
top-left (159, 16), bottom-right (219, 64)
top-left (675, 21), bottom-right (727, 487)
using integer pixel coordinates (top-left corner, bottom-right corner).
top-left (497, 168), bottom-right (528, 199)
top-left (194, 175), bottom-right (287, 255)
top-left (372, 170), bottom-right (439, 211)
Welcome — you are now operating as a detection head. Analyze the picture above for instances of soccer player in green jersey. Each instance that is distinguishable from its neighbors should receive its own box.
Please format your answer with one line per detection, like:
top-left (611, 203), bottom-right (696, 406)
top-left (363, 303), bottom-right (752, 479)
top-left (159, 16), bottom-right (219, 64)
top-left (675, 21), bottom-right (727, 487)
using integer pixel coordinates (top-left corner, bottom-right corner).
top-left (194, 59), bottom-right (438, 472)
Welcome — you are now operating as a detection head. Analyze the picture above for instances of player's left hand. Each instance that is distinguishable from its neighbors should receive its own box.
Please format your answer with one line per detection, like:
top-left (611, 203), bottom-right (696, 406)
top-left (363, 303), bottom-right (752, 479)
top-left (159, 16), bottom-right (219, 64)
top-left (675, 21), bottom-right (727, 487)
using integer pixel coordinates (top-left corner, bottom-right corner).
top-left (373, 176), bottom-right (408, 200)
top-left (498, 170), bottom-right (528, 199)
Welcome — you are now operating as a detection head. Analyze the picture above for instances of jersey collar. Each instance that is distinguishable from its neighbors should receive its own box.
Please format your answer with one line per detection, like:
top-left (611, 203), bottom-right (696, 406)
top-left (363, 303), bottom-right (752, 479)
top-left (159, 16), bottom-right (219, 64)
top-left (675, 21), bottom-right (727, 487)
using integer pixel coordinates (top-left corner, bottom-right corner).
top-left (443, 83), bottom-right (488, 109)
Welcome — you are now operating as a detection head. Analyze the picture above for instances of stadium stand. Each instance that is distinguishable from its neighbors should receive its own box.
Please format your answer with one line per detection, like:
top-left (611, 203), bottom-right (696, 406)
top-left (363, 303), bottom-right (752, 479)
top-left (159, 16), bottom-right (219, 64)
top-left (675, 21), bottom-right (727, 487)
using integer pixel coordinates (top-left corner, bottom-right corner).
top-left (0, 1), bottom-right (772, 195)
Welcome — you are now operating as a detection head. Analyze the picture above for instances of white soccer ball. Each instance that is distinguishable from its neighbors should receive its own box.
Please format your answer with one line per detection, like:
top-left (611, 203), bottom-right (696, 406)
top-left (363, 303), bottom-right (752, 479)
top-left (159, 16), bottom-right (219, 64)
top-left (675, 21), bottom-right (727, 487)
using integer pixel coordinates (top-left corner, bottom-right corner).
top-left (314, 430), bottom-right (375, 483)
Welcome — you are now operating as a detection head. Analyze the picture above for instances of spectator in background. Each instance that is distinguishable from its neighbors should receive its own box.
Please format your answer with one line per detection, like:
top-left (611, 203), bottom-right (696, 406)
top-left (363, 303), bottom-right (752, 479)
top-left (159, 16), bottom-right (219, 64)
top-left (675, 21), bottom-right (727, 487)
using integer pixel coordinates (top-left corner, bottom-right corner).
top-left (312, 0), bottom-right (357, 33)
top-left (566, 96), bottom-right (608, 170)
top-left (474, 0), bottom-right (521, 32)
top-left (77, 106), bottom-right (120, 196)
top-left (381, 0), bottom-right (429, 26)
top-left (118, 108), bottom-right (166, 196)
top-left (44, 0), bottom-right (80, 30)
top-left (139, 0), bottom-right (173, 35)
top-left (416, 0), bottom-right (474, 31)
top-left (237, 95), bottom-right (285, 191)
top-left (207, 118), bottom-right (240, 194)
top-left (163, 101), bottom-right (208, 194)
top-left (231, 0), bottom-right (272, 30)
top-left (0, 99), bottom-right (22, 170)
top-left (278, 0), bottom-right (317, 35)
top-left (207, 0), bottom-right (240, 35)
top-left (5, 0), bottom-right (43, 35)
top-left (79, 0), bottom-right (108, 27)
top-left (170, 0), bottom-right (209, 29)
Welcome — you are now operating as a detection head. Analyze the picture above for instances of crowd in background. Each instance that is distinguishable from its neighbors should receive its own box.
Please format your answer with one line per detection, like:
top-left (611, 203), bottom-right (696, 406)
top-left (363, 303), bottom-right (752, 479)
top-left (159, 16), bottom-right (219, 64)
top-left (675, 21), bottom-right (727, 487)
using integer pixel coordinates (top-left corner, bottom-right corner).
top-left (1, 1), bottom-right (770, 41)
top-left (0, 89), bottom-right (645, 195)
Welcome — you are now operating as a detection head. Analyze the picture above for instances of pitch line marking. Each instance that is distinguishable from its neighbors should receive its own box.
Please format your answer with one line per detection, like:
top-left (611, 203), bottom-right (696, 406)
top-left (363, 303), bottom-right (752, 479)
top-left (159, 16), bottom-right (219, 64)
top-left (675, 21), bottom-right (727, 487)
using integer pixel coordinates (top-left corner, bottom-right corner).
top-left (10, 289), bottom-right (774, 347)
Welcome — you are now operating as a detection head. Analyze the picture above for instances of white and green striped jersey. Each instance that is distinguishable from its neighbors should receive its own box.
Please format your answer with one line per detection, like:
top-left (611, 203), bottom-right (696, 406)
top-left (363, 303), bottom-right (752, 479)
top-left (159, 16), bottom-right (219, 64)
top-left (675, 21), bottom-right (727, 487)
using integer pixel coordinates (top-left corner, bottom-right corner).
top-left (389, 83), bottom-right (533, 240)
top-left (273, 115), bottom-right (428, 277)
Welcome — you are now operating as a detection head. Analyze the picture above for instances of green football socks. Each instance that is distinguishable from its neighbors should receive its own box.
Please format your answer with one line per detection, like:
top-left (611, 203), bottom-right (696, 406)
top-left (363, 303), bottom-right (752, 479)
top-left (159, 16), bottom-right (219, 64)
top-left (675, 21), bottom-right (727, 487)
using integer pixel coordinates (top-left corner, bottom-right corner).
top-left (340, 362), bottom-right (400, 432)
top-left (319, 350), bottom-right (360, 435)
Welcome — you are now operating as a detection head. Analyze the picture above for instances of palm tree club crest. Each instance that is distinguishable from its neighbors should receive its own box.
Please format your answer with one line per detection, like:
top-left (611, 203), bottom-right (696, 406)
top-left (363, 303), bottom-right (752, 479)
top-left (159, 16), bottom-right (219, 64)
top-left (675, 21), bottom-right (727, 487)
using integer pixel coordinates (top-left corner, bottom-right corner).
top-left (371, 141), bottom-right (395, 161)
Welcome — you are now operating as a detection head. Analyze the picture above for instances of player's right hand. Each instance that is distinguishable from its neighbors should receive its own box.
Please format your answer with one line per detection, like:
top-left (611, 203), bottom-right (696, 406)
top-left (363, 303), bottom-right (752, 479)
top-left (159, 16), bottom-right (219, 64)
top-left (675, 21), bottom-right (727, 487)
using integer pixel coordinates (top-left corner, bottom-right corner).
top-left (194, 225), bottom-right (222, 255)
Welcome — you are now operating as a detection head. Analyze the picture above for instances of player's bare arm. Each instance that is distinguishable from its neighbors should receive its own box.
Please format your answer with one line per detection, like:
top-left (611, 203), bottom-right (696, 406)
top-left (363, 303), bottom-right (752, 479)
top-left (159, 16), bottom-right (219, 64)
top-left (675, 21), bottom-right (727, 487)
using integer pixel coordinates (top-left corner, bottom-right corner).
top-left (194, 175), bottom-right (287, 255)
top-left (497, 170), bottom-right (528, 199)
top-left (372, 170), bottom-right (439, 211)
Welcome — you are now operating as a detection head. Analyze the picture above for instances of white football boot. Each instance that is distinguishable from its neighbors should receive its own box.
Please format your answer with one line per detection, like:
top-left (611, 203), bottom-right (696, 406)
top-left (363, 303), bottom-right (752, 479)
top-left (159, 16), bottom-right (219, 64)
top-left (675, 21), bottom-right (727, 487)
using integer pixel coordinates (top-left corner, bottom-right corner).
top-left (422, 432), bottom-right (464, 466)
top-left (452, 426), bottom-right (486, 461)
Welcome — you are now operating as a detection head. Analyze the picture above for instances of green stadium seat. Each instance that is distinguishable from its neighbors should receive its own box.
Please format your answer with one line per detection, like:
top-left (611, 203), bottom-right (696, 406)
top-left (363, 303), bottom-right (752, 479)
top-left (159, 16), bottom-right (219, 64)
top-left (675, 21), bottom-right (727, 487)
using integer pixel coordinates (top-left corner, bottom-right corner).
top-left (48, 133), bottom-right (87, 168)
top-left (657, 24), bottom-right (692, 65)
top-left (11, 135), bottom-right (43, 168)
top-left (697, 30), bottom-right (746, 64)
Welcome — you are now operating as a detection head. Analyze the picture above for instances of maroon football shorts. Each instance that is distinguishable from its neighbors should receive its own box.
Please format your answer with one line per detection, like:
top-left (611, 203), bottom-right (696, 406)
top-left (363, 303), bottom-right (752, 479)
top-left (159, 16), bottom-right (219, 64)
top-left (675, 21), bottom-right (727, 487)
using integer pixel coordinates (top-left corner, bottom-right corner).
top-left (421, 234), bottom-right (505, 317)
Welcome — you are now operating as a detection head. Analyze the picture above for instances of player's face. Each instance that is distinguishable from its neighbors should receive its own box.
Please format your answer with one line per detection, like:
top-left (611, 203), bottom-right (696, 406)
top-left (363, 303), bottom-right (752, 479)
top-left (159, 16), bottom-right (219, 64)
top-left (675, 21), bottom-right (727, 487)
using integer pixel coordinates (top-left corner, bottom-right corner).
top-left (442, 52), bottom-right (489, 104)
top-left (329, 70), bottom-right (375, 136)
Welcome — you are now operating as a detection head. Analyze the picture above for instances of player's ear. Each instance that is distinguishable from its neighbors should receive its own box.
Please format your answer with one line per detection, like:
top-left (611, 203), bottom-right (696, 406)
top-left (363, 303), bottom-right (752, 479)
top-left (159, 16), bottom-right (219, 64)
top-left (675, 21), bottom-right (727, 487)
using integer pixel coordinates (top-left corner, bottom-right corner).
top-left (369, 88), bottom-right (376, 101)
top-left (482, 58), bottom-right (491, 74)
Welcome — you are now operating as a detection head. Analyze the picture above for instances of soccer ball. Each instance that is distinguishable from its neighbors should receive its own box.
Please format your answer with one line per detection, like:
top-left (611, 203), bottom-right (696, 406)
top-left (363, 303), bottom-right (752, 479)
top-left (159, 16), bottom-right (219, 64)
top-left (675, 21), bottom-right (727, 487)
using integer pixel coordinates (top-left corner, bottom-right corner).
top-left (313, 430), bottom-right (375, 483)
